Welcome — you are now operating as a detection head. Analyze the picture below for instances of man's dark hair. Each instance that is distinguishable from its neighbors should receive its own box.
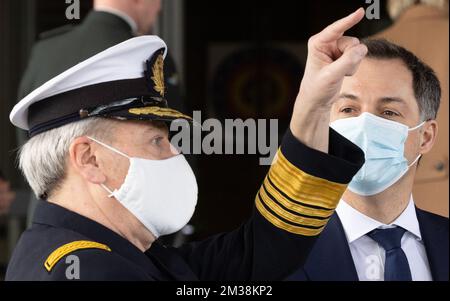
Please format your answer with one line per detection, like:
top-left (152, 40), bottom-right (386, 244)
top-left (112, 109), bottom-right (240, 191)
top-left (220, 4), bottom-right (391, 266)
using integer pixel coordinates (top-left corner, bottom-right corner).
top-left (361, 38), bottom-right (441, 121)
top-left (0, 169), bottom-right (5, 181)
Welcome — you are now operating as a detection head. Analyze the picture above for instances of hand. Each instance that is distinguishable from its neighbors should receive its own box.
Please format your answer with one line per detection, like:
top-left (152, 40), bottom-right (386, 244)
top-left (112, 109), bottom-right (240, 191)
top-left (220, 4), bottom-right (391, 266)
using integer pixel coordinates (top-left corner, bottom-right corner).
top-left (290, 8), bottom-right (367, 153)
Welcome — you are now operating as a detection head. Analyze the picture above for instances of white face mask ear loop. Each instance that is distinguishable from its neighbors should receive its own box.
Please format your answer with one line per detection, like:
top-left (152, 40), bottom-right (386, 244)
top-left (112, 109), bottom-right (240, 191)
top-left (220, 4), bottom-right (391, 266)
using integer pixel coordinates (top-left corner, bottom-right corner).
top-left (86, 138), bottom-right (131, 239)
top-left (408, 120), bottom-right (426, 132)
top-left (87, 136), bottom-right (130, 198)
top-left (97, 183), bottom-right (128, 239)
top-left (100, 183), bottom-right (115, 198)
top-left (408, 154), bottom-right (422, 168)
top-left (86, 136), bottom-right (131, 159)
top-left (407, 120), bottom-right (427, 168)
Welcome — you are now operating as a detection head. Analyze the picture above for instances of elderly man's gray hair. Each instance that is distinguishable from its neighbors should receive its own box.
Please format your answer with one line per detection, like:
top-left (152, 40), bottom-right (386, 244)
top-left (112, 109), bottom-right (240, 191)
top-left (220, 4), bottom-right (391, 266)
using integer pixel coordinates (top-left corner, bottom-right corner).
top-left (19, 118), bottom-right (116, 199)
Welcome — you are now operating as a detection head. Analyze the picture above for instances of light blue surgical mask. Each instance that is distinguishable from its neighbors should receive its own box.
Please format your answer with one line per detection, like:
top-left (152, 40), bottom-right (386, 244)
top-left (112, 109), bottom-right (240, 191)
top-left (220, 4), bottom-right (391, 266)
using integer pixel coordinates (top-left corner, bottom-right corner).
top-left (330, 112), bottom-right (425, 196)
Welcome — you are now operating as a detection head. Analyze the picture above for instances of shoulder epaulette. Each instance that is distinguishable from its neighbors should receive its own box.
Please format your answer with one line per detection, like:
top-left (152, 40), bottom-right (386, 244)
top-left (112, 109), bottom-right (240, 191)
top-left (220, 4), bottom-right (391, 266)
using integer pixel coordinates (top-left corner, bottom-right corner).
top-left (44, 240), bottom-right (111, 272)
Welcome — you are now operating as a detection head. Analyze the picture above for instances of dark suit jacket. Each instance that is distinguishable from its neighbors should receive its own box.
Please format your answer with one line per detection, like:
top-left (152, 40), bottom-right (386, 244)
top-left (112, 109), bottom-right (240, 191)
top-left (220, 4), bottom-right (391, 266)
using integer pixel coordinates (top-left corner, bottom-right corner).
top-left (18, 10), bottom-right (183, 112)
top-left (286, 208), bottom-right (449, 281)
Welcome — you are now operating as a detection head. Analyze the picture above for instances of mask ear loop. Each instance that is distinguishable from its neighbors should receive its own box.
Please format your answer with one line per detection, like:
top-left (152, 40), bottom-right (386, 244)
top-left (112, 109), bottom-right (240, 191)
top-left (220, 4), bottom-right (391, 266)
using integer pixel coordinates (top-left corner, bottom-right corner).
top-left (87, 136), bottom-right (131, 198)
top-left (407, 121), bottom-right (426, 168)
top-left (87, 136), bottom-right (131, 159)
top-left (100, 184), bottom-right (115, 198)
top-left (408, 121), bottom-right (426, 132)
top-left (408, 154), bottom-right (422, 168)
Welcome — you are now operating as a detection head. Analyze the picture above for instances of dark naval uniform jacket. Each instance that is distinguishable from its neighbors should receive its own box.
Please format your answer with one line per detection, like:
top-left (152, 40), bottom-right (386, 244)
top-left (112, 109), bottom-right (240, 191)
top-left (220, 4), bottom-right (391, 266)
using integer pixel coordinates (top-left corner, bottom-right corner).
top-left (6, 129), bottom-right (364, 280)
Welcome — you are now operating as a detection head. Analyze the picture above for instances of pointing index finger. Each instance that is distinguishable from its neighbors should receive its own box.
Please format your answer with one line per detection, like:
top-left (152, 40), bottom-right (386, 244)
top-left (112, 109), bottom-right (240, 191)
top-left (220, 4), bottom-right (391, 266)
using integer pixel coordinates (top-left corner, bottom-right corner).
top-left (317, 8), bottom-right (365, 43)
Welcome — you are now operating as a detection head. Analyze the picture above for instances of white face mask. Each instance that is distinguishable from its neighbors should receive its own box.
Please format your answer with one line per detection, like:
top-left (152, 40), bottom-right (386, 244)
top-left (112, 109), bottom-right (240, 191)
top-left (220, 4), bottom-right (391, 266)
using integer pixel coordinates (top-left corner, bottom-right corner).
top-left (88, 136), bottom-right (198, 238)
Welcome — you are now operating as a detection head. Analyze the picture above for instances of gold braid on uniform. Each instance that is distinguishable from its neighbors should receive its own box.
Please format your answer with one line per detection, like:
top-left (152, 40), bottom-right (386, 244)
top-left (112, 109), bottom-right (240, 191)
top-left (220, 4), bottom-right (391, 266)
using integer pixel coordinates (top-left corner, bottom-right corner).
top-left (255, 149), bottom-right (347, 236)
top-left (44, 240), bottom-right (111, 272)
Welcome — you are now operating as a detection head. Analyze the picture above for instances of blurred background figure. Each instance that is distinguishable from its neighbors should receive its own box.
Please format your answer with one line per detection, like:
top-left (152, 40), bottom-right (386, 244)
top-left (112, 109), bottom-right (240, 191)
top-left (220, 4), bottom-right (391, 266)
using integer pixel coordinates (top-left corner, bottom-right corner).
top-left (17, 0), bottom-right (186, 230)
top-left (374, 0), bottom-right (449, 216)
top-left (0, 170), bottom-right (15, 279)
top-left (18, 0), bottom-right (182, 106)
top-left (0, 170), bottom-right (15, 216)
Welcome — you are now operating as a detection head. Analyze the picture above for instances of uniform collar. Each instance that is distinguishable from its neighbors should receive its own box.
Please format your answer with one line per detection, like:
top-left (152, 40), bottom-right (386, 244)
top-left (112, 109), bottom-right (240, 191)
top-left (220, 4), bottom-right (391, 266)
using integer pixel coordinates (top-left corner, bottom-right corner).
top-left (94, 7), bottom-right (138, 35)
top-left (336, 195), bottom-right (422, 243)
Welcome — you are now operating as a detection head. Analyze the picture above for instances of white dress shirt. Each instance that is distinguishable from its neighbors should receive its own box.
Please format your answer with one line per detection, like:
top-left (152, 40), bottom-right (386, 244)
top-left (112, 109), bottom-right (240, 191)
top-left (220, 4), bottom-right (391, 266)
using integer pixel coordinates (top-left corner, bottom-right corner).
top-left (95, 6), bottom-right (138, 35)
top-left (336, 197), bottom-right (433, 281)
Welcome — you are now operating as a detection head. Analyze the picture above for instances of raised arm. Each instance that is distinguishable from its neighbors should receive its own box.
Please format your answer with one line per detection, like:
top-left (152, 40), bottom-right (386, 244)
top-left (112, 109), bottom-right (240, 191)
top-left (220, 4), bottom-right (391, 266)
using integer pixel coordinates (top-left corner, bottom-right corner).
top-left (175, 8), bottom-right (367, 280)
top-left (290, 8), bottom-right (367, 153)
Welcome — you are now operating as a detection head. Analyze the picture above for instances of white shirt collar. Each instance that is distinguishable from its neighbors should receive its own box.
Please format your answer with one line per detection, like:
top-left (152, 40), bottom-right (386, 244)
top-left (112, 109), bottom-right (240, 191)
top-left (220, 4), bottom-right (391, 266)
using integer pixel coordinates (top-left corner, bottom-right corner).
top-left (95, 6), bottom-right (138, 35)
top-left (336, 195), bottom-right (422, 243)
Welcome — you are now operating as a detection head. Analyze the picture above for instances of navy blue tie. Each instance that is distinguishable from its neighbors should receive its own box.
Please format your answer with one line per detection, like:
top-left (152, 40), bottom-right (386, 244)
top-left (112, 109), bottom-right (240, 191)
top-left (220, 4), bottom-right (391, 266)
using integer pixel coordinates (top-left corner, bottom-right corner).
top-left (367, 227), bottom-right (412, 281)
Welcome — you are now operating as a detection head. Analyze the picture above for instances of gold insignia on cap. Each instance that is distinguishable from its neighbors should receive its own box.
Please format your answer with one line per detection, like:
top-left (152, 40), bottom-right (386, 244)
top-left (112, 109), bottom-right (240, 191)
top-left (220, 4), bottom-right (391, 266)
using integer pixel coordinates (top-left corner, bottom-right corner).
top-left (151, 54), bottom-right (165, 97)
top-left (129, 106), bottom-right (192, 120)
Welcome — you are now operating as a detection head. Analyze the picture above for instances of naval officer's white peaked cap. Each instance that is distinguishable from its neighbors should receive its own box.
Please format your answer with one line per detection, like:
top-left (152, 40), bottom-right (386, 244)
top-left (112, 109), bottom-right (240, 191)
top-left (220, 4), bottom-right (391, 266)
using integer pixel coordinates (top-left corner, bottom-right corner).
top-left (10, 35), bottom-right (191, 137)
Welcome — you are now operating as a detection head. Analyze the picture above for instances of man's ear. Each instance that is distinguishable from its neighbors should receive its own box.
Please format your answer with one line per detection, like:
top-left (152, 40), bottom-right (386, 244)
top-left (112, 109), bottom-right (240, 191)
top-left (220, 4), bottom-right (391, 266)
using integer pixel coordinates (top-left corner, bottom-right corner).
top-left (419, 120), bottom-right (438, 155)
top-left (69, 136), bottom-right (106, 184)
